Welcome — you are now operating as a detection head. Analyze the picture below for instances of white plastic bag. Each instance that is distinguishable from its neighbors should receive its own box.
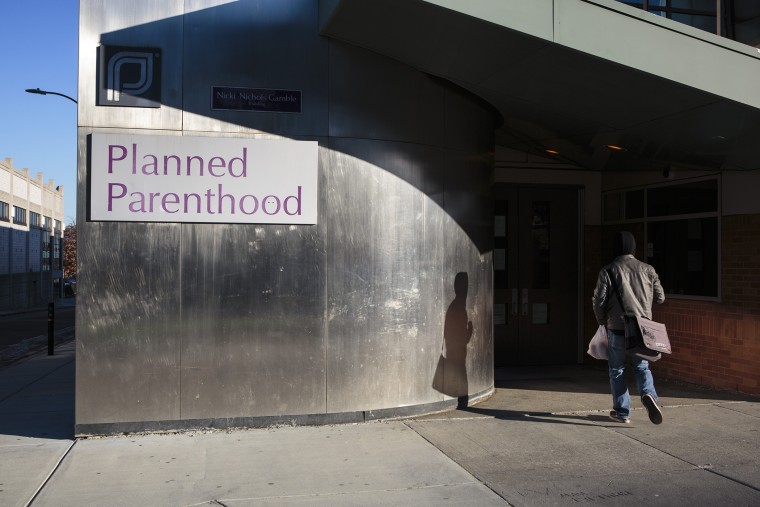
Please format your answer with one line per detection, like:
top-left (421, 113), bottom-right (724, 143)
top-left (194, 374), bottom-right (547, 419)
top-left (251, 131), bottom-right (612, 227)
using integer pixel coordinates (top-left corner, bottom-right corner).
top-left (587, 325), bottom-right (608, 360)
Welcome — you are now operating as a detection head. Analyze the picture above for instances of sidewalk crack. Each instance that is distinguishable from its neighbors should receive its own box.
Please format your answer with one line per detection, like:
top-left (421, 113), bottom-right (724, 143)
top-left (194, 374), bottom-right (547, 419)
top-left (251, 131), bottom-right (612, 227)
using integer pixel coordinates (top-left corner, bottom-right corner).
top-left (24, 439), bottom-right (77, 507)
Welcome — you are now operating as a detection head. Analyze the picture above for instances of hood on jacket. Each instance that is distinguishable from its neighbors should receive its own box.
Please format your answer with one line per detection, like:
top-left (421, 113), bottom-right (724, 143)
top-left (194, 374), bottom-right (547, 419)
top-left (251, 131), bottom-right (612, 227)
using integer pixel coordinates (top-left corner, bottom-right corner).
top-left (613, 231), bottom-right (636, 258)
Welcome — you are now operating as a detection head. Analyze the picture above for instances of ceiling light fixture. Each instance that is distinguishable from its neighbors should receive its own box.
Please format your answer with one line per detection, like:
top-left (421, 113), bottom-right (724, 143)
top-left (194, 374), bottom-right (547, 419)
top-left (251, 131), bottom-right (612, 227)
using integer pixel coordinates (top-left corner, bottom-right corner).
top-left (545, 149), bottom-right (560, 155)
top-left (605, 144), bottom-right (627, 152)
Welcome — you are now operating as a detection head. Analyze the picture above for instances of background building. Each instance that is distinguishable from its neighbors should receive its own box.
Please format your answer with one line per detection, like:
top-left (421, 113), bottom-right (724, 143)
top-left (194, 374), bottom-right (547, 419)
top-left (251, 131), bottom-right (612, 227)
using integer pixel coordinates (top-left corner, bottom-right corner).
top-left (0, 158), bottom-right (64, 311)
top-left (76, 0), bottom-right (760, 435)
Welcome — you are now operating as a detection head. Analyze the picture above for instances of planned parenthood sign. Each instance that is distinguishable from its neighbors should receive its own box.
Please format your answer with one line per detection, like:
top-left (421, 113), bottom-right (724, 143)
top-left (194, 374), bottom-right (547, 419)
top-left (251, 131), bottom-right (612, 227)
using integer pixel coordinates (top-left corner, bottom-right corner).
top-left (90, 134), bottom-right (318, 224)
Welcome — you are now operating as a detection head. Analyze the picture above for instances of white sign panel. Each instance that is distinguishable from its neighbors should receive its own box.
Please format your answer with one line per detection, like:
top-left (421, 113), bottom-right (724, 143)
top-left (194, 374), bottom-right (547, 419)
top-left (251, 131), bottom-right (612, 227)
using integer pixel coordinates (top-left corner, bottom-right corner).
top-left (90, 133), bottom-right (318, 224)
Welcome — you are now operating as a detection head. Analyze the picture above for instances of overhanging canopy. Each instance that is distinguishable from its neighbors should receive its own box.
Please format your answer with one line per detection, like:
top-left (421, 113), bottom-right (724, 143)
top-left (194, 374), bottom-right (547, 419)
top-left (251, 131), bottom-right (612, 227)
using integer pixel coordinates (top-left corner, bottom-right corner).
top-left (321, 0), bottom-right (760, 171)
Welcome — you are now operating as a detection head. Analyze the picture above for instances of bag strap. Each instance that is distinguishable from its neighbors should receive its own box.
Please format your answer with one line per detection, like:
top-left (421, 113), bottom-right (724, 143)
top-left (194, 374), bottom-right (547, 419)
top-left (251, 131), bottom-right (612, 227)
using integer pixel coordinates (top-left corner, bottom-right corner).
top-left (605, 268), bottom-right (631, 315)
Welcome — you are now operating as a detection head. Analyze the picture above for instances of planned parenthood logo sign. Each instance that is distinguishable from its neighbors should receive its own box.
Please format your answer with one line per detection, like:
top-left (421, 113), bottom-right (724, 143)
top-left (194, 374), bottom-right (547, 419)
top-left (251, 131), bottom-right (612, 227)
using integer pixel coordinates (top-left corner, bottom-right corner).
top-left (97, 45), bottom-right (161, 107)
top-left (89, 134), bottom-right (318, 224)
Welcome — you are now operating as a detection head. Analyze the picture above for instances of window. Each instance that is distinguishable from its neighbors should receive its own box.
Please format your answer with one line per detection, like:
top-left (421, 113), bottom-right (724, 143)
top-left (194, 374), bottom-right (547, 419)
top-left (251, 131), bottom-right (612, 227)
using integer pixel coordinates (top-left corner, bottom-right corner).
top-left (53, 236), bottom-right (61, 270)
top-left (603, 189), bottom-right (644, 221)
top-left (30, 211), bottom-right (41, 228)
top-left (731, 3), bottom-right (760, 48)
top-left (671, 0), bottom-right (715, 10)
top-left (617, 0), bottom-right (760, 46)
top-left (647, 179), bottom-right (717, 216)
top-left (13, 206), bottom-right (26, 225)
top-left (603, 177), bottom-right (719, 299)
top-left (532, 201), bottom-right (551, 289)
top-left (0, 201), bottom-right (9, 222)
top-left (55, 219), bottom-right (62, 233)
top-left (42, 236), bottom-right (51, 271)
top-left (44, 215), bottom-right (52, 230)
top-left (649, 217), bottom-right (718, 297)
top-left (615, 0), bottom-right (717, 35)
top-left (673, 12), bottom-right (717, 32)
top-left (494, 200), bottom-right (508, 289)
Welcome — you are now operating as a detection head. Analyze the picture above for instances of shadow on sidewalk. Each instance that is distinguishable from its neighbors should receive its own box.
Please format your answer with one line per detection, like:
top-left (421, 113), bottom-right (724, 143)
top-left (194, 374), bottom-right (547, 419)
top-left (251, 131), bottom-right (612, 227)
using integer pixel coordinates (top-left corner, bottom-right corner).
top-left (460, 406), bottom-right (627, 428)
top-left (0, 345), bottom-right (75, 440)
top-left (495, 365), bottom-right (760, 404)
top-left (3, 353), bottom-right (756, 442)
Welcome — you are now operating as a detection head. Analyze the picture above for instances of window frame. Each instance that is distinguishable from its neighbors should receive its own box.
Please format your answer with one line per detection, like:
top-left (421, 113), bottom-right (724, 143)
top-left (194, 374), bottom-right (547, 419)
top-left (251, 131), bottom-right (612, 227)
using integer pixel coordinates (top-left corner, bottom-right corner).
top-left (0, 201), bottom-right (9, 222)
top-left (13, 206), bottom-right (27, 226)
top-left (30, 211), bottom-right (42, 228)
top-left (602, 175), bottom-right (721, 302)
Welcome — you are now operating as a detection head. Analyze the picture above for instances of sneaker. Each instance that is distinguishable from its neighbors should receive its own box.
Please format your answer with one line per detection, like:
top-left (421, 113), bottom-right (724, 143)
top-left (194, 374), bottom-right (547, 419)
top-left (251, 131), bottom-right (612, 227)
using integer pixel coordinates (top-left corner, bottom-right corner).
top-left (609, 410), bottom-right (630, 424)
top-left (642, 393), bottom-right (663, 424)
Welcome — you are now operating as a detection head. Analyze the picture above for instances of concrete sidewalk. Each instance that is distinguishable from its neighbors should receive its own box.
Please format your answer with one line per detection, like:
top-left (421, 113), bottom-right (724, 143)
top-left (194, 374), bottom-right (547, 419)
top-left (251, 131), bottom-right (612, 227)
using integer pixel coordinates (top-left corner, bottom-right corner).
top-left (1, 343), bottom-right (759, 506)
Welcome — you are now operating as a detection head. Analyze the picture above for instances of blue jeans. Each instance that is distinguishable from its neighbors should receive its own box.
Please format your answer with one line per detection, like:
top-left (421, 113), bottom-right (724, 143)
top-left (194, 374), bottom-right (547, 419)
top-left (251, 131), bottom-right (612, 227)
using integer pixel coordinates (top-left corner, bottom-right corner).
top-left (607, 330), bottom-right (658, 418)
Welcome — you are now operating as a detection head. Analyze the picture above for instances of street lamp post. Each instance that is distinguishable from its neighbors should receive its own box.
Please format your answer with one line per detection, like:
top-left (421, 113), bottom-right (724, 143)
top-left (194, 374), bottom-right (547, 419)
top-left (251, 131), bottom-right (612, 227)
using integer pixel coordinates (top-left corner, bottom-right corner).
top-left (26, 85), bottom-right (75, 301)
top-left (25, 87), bottom-right (78, 104)
top-left (25, 86), bottom-right (77, 356)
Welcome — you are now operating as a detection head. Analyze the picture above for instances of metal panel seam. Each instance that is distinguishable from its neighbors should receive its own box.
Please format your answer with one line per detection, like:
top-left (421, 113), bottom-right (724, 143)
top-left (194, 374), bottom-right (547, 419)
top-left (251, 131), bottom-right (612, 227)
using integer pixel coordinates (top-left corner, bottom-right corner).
top-left (179, 223), bottom-right (183, 420)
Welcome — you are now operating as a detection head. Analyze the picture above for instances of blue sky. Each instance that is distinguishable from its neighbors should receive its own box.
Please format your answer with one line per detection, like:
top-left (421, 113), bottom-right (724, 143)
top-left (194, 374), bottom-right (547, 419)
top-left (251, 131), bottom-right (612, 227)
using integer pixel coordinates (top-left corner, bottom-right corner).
top-left (1, 0), bottom-right (78, 223)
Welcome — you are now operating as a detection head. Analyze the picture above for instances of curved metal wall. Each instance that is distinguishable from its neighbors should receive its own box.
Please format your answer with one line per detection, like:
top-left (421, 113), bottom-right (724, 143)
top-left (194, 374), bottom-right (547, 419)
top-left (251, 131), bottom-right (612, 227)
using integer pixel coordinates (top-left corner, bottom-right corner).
top-left (76, 0), bottom-right (494, 434)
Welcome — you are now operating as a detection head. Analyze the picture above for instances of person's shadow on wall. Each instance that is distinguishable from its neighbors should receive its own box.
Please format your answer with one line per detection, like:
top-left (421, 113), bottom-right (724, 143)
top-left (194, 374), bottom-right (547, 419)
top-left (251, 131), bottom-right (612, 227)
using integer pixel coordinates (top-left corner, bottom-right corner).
top-left (432, 272), bottom-right (473, 408)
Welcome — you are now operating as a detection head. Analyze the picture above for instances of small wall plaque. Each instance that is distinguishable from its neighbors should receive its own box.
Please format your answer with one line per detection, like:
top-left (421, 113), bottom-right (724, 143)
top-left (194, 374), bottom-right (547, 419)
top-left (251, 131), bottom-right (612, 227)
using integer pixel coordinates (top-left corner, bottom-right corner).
top-left (212, 86), bottom-right (302, 113)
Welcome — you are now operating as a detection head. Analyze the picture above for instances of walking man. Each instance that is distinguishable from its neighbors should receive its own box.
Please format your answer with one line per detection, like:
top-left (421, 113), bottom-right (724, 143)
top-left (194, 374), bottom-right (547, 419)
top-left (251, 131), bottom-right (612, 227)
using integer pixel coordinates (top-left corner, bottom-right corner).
top-left (592, 231), bottom-right (665, 424)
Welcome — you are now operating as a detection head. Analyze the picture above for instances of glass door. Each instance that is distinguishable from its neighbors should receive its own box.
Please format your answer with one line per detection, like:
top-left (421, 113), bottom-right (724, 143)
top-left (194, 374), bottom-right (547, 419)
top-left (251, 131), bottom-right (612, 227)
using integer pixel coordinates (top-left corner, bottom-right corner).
top-left (494, 186), bottom-right (580, 366)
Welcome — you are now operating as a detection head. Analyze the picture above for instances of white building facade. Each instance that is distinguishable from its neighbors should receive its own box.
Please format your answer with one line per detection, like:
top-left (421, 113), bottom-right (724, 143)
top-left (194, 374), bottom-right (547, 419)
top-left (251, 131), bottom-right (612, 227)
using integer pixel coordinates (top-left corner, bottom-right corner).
top-left (0, 158), bottom-right (64, 311)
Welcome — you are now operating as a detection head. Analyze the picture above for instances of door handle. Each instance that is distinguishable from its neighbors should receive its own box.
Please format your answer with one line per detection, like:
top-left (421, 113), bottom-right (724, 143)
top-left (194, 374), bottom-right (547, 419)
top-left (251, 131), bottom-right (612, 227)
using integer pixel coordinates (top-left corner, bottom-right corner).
top-left (522, 288), bottom-right (529, 316)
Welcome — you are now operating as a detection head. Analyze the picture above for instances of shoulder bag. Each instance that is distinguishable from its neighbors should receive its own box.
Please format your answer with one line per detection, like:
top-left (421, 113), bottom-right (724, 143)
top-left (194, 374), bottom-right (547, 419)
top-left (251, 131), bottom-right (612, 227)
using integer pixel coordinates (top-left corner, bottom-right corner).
top-left (606, 269), bottom-right (672, 361)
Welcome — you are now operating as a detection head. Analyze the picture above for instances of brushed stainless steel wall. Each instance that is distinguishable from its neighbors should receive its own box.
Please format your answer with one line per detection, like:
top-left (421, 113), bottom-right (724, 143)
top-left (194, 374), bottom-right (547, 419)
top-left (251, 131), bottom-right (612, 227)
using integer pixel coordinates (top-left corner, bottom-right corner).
top-left (76, 0), bottom-right (495, 433)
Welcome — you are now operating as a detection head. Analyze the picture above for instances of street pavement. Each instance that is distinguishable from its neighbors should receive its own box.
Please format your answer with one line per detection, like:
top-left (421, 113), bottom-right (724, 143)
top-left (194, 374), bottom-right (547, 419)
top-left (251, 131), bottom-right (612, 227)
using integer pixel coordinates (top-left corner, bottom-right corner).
top-left (1, 336), bottom-right (759, 506)
top-left (0, 298), bottom-right (75, 368)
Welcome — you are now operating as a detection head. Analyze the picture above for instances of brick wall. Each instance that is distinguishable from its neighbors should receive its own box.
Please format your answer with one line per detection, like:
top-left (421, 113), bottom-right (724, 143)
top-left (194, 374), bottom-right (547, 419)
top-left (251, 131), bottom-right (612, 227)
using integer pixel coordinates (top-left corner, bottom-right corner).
top-left (584, 216), bottom-right (760, 395)
top-left (652, 214), bottom-right (760, 395)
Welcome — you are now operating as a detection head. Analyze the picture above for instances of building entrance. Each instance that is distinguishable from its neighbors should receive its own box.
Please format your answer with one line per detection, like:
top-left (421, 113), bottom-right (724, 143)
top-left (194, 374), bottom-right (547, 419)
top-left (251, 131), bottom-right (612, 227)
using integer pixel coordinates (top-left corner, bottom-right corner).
top-left (494, 186), bottom-right (580, 366)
